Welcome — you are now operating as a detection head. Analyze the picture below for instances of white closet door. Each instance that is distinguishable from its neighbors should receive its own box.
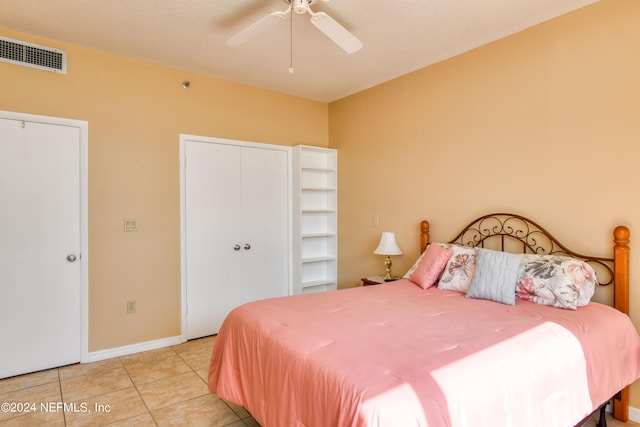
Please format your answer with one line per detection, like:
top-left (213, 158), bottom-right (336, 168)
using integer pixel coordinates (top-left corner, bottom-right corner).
top-left (185, 141), bottom-right (243, 339)
top-left (0, 118), bottom-right (81, 378)
top-left (183, 138), bottom-right (290, 339)
top-left (240, 147), bottom-right (289, 303)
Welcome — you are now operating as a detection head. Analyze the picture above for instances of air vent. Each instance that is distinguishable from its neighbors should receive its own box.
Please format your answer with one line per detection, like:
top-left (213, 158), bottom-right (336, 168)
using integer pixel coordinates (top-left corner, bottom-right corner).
top-left (0, 36), bottom-right (66, 74)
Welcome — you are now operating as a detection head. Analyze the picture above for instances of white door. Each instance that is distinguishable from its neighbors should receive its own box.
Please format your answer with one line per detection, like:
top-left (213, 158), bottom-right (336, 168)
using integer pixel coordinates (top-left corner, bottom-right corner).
top-left (240, 147), bottom-right (289, 302)
top-left (183, 137), bottom-right (290, 339)
top-left (185, 141), bottom-right (244, 339)
top-left (0, 117), bottom-right (82, 378)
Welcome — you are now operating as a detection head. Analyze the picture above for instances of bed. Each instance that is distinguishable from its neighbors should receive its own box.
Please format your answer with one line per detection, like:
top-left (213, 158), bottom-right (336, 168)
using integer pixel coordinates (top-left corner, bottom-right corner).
top-left (208, 213), bottom-right (640, 427)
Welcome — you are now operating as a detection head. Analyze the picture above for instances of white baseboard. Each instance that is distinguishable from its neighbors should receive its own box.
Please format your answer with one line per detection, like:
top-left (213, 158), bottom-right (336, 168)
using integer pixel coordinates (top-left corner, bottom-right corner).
top-left (86, 335), bottom-right (185, 363)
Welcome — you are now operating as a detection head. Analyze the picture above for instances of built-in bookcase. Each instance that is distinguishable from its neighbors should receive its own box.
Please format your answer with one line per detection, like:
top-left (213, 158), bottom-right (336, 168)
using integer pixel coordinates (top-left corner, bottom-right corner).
top-left (292, 145), bottom-right (338, 294)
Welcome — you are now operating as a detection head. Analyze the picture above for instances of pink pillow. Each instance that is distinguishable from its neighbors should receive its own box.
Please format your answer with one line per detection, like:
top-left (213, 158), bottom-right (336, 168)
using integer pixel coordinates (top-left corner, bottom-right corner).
top-left (410, 244), bottom-right (454, 289)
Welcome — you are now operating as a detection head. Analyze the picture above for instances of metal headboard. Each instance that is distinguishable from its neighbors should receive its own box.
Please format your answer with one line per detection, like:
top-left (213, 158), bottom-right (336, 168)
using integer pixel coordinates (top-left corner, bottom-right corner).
top-left (420, 213), bottom-right (628, 294)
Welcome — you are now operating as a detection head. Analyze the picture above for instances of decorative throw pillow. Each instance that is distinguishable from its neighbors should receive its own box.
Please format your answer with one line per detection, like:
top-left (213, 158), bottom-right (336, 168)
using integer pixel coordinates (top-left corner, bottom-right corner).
top-left (438, 244), bottom-right (477, 293)
top-left (516, 254), bottom-right (597, 310)
top-left (466, 248), bottom-right (523, 305)
top-left (403, 250), bottom-right (427, 279)
top-left (409, 244), bottom-right (454, 289)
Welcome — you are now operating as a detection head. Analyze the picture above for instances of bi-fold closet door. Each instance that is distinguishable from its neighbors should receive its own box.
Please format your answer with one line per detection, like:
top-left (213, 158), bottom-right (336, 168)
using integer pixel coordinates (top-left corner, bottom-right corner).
top-left (182, 136), bottom-right (290, 339)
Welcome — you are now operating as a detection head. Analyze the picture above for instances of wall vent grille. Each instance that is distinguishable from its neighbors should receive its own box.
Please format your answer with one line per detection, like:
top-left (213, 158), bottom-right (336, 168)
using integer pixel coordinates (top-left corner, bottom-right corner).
top-left (0, 36), bottom-right (67, 74)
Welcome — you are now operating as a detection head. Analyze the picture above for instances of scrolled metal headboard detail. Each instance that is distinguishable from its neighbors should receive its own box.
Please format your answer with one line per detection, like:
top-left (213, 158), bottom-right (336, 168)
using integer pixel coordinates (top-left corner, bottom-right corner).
top-left (432, 213), bottom-right (616, 286)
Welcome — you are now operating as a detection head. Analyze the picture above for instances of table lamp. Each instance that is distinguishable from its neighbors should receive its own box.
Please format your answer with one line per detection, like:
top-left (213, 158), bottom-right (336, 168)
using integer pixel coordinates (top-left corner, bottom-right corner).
top-left (374, 232), bottom-right (403, 281)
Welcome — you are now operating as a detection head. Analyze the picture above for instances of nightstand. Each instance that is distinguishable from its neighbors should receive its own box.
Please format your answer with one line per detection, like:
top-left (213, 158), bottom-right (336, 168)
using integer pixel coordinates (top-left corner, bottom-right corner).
top-left (362, 276), bottom-right (400, 286)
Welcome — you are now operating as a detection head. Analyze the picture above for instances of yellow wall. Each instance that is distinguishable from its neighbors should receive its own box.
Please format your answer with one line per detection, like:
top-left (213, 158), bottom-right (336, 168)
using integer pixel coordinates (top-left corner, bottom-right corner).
top-left (330, 0), bottom-right (640, 407)
top-left (0, 28), bottom-right (328, 352)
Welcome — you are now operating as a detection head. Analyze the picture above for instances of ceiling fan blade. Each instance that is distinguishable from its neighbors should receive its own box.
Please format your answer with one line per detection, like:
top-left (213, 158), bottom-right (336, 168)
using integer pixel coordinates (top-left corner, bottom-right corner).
top-left (310, 12), bottom-right (363, 54)
top-left (228, 11), bottom-right (287, 46)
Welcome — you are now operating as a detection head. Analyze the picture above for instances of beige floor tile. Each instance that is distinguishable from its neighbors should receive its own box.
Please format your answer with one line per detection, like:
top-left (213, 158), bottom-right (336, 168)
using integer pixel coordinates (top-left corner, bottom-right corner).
top-left (242, 416), bottom-right (261, 427)
top-left (121, 351), bottom-right (191, 387)
top-left (195, 368), bottom-right (209, 384)
top-left (0, 410), bottom-right (65, 427)
top-left (0, 369), bottom-right (59, 395)
top-left (102, 412), bottom-right (157, 426)
top-left (63, 386), bottom-right (148, 427)
top-left (58, 358), bottom-right (123, 381)
top-left (119, 347), bottom-right (174, 366)
top-left (152, 393), bottom-right (239, 427)
top-left (177, 346), bottom-right (212, 371)
top-left (0, 382), bottom-right (62, 423)
top-left (137, 371), bottom-right (208, 410)
top-left (60, 366), bottom-right (132, 402)
top-left (223, 400), bottom-right (250, 419)
top-left (606, 413), bottom-right (640, 426)
top-left (171, 336), bottom-right (216, 356)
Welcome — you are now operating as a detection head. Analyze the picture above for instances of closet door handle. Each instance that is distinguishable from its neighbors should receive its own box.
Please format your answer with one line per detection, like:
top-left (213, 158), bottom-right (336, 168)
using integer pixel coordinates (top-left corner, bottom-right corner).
top-left (244, 244), bottom-right (251, 250)
top-left (233, 244), bottom-right (241, 251)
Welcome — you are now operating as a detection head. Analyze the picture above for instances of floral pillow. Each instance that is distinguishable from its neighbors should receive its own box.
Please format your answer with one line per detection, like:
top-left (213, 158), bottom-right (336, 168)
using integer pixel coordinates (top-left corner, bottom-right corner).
top-left (409, 244), bottom-right (454, 289)
top-left (438, 244), bottom-right (477, 293)
top-left (516, 254), bottom-right (598, 310)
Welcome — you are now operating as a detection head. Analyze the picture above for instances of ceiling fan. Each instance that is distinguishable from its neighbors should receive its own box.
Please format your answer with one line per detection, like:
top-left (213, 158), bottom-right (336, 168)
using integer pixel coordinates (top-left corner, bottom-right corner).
top-left (228, 0), bottom-right (363, 54)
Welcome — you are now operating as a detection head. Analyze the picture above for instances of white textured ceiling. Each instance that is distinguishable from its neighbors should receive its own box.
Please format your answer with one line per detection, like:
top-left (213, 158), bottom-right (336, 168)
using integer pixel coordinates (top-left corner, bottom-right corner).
top-left (0, 0), bottom-right (600, 102)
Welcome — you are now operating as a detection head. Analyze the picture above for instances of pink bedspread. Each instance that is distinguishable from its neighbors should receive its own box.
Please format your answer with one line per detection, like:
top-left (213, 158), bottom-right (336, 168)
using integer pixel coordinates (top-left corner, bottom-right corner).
top-left (209, 279), bottom-right (640, 427)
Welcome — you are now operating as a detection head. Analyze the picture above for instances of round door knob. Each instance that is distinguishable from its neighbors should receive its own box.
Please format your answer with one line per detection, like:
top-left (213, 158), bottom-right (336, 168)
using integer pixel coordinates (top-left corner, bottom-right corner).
top-left (244, 244), bottom-right (251, 250)
top-left (66, 254), bottom-right (77, 262)
top-left (233, 244), bottom-right (241, 251)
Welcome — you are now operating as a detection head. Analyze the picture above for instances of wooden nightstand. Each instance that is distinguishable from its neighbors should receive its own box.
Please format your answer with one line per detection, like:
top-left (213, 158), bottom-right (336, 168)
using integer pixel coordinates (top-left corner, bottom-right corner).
top-left (362, 276), bottom-right (400, 286)
top-left (362, 276), bottom-right (384, 286)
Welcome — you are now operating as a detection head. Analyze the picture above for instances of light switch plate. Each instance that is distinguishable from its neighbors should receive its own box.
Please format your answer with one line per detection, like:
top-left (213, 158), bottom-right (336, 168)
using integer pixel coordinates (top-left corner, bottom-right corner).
top-left (124, 218), bottom-right (138, 232)
top-left (127, 300), bottom-right (136, 313)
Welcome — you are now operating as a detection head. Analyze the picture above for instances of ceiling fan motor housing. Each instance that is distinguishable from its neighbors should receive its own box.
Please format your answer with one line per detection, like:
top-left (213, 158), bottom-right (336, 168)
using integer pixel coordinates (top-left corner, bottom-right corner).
top-left (288, 0), bottom-right (313, 14)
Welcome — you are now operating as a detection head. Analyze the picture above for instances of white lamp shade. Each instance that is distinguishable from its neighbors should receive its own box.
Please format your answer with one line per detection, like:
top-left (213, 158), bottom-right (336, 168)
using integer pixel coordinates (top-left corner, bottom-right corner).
top-left (374, 232), bottom-right (403, 256)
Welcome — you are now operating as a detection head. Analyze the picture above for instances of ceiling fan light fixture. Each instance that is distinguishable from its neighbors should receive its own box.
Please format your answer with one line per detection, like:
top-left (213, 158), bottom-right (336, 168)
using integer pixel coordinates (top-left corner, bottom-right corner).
top-left (292, 0), bottom-right (308, 14)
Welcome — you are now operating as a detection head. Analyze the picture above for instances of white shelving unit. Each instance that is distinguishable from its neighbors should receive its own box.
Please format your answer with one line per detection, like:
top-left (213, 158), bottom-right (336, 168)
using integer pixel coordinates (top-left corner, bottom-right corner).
top-left (292, 145), bottom-right (337, 294)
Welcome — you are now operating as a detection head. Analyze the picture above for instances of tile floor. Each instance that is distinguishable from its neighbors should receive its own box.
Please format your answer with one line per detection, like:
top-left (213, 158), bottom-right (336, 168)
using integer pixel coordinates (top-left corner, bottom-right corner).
top-left (607, 416), bottom-right (640, 427)
top-left (0, 335), bottom-right (260, 426)
top-left (0, 335), bottom-right (637, 426)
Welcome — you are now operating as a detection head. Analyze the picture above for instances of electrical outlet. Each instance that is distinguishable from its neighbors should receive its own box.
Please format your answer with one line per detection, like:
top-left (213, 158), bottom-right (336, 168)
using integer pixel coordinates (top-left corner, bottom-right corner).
top-left (127, 300), bottom-right (136, 314)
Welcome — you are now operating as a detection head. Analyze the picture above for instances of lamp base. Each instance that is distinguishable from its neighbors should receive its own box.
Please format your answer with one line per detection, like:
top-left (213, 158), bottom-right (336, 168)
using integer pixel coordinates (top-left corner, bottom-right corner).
top-left (382, 256), bottom-right (393, 281)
